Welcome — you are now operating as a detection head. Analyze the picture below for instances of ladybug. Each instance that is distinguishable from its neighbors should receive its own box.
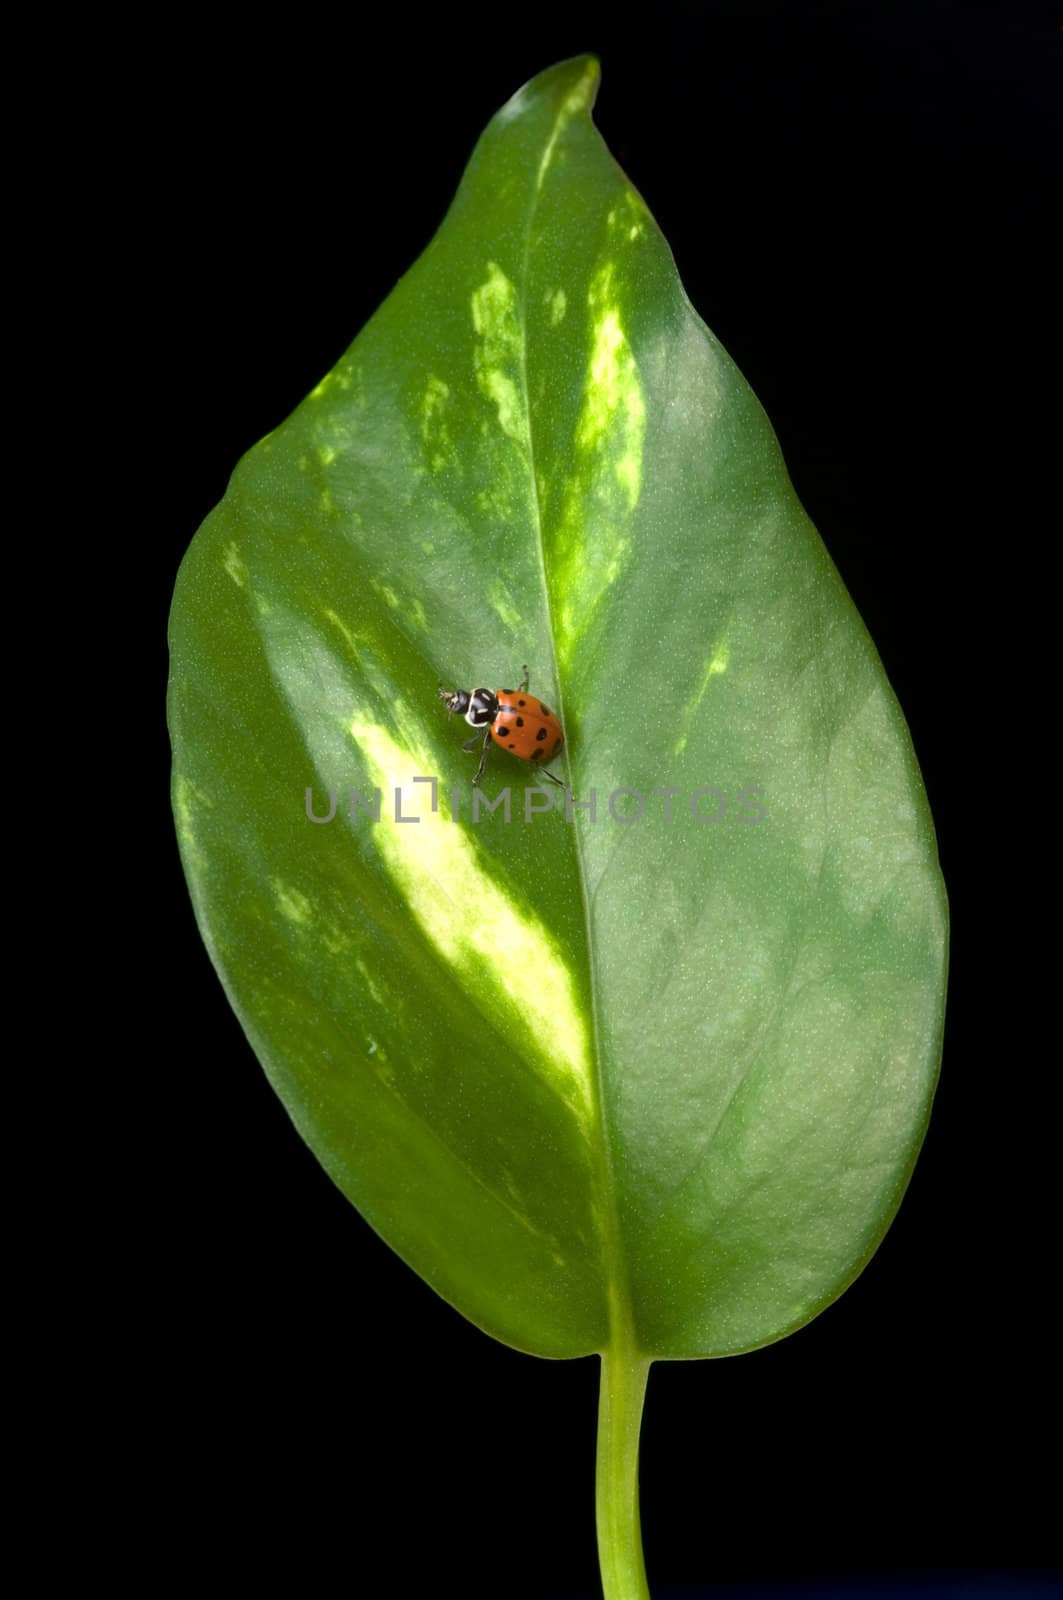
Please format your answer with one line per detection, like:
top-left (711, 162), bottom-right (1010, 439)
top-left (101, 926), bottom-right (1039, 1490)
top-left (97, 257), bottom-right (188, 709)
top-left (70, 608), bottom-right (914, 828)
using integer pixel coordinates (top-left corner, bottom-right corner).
top-left (438, 665), bottom-right (567, 788)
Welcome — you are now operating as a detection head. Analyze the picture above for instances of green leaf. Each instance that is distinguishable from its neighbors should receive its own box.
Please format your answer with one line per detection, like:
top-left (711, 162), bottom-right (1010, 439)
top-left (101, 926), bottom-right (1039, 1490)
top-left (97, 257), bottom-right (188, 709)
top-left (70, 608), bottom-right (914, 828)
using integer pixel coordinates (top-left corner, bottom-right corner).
top-left (169, 54), bottom-right (947, 1596)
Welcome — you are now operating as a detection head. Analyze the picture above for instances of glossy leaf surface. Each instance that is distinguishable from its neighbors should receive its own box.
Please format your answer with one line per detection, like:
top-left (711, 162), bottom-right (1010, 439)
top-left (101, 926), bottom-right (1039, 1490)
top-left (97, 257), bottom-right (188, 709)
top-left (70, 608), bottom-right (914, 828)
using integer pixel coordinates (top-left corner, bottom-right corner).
top-left (169, 57), bottom-right (947, 1362)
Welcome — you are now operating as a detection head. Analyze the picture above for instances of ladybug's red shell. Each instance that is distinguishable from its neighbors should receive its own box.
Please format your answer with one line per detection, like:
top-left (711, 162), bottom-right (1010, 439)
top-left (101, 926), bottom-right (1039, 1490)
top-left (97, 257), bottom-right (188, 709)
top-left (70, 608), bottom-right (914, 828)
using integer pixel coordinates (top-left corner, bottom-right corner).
top-left (491, 688), bottom-right (564, 767)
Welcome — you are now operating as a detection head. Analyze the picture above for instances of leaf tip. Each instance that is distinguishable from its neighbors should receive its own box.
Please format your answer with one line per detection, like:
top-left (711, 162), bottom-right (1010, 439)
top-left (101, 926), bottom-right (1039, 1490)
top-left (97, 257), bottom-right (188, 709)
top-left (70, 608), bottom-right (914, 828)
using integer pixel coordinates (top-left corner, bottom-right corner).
top-left (497, 52), bottom-right (601, 130)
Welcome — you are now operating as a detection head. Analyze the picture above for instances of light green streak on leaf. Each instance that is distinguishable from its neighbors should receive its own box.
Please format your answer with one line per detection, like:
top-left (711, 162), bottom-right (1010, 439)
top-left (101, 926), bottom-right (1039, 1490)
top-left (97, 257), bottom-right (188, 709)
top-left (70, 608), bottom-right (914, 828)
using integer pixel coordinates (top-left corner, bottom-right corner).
top-left (578, 262), bottom-right (646, 505)
top-left (607, 189), bottom-right (649, 246)
top-left (272, 880), bottom-right (314, 927)
top-left (472, 263), bottom-right (526, 442)
top-left (222, 542), bottom-right (247, 588)
top-left (489, 579), bottom-right (523, 633)
top-left (355, 956), bottom-right (384, 1005)
top-left (349, 716), bottom-right (594, 1128)
top-left (673, 627), bottom-right (732, 755)
top-left (554, 261), bottom-right (646, 670)
top-left (173, 773), bottom-right (211, 876)
top-left (420, 375), bottom-right (458, 474)
top-left (322, 607), bottom-right (369, 662)
top-left (533, 56), bottom-right (600, 191)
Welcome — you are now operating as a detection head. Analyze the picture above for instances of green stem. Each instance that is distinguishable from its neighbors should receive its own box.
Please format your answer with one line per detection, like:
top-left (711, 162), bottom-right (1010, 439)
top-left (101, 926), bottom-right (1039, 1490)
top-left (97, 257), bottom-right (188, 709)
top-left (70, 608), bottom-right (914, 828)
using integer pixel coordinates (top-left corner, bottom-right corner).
top-left (596, 1345), bottom-right (652, 1600)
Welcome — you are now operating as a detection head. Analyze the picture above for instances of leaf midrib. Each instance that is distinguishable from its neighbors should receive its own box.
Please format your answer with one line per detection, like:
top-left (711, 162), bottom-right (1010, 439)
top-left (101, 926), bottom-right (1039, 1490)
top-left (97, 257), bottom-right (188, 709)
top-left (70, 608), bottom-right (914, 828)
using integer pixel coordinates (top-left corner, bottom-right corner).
top-left (515, 82), bottom-right (638, 1360)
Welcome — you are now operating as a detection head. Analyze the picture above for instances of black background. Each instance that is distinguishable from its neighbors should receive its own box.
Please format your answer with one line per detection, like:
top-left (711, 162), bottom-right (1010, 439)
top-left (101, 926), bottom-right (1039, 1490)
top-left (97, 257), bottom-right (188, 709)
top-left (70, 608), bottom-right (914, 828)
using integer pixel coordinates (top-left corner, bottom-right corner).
top-left (132, 4), bottom-right (1059, 1595)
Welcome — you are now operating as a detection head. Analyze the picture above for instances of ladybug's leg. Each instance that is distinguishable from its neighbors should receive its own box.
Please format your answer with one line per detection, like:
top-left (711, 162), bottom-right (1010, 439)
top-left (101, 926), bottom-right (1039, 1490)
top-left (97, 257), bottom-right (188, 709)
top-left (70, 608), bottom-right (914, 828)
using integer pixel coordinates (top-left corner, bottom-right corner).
top-left (472, 728), bottom-right (492, 787)
top-left (462, 733), bottom-right (483, 752)
top-left (518, 664), bottom-right (530, 693)
top-left (536, 768), bottom-right (569, 791)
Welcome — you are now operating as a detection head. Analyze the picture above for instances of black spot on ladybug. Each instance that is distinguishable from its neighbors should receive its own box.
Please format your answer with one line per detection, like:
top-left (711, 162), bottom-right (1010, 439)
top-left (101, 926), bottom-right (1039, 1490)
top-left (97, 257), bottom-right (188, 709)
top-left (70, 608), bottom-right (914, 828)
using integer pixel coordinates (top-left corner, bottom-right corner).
top-left (540, 703), bottom-right (551, 716)
top-left (501, 689), bottom-right (514, 696)
top-left (509, 742), bottom-right (516, 749)
top-left (516, 717), bottom-right (524, 726)
top-left (536, 727), bottom-right (548, 742)
top-left (531, 749), bottom-right (543, 760)
top-left (518, 699), bottom-right (526, 707)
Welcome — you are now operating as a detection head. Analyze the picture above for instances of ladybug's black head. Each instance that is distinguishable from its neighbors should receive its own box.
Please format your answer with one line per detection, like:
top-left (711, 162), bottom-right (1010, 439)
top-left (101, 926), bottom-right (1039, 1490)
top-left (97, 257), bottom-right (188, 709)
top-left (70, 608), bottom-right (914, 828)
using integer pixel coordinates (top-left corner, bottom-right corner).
top-left (438, 685), bottom-right (470, 718)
